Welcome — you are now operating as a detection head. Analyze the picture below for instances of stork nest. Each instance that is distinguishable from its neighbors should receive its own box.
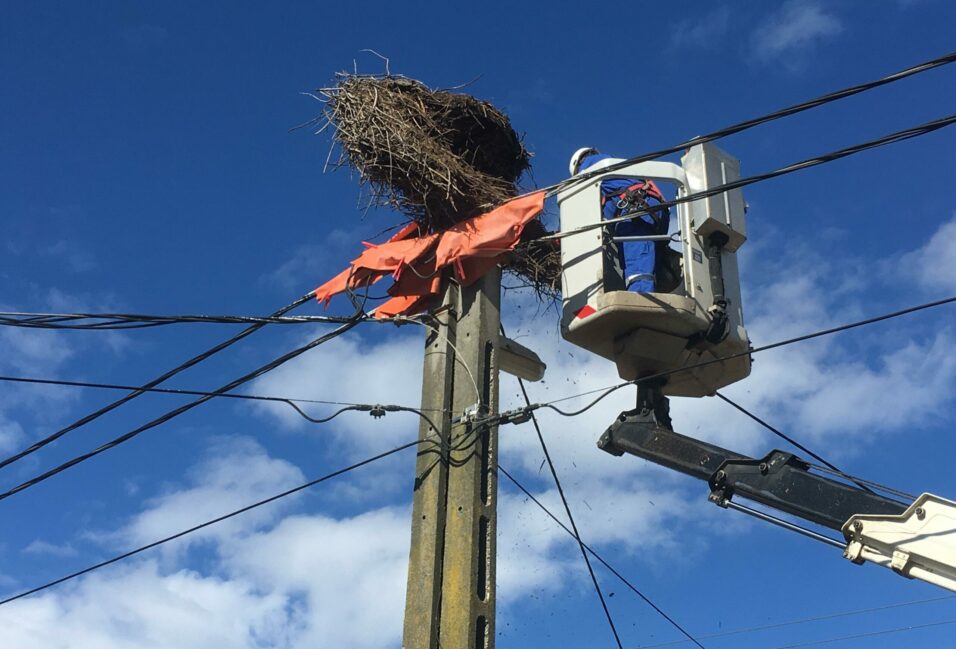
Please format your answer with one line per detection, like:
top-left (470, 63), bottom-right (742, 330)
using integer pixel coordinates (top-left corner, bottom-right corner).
top-left (315, 74), bottom-right (561, 297)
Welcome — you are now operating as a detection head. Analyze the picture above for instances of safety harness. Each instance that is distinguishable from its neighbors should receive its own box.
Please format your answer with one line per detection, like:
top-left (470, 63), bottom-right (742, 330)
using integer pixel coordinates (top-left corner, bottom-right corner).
top-left (600, 180), bottom-right (670, 234)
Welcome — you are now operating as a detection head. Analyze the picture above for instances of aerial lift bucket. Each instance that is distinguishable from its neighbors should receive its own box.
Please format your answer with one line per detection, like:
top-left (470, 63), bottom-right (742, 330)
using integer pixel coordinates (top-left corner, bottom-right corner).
top-left (557, 143), bottom-right (752, 398)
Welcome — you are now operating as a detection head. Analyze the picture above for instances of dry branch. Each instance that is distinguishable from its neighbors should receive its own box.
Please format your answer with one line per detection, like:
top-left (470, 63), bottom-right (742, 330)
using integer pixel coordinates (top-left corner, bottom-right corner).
top-left (317, 74), bottom-right (561, 296)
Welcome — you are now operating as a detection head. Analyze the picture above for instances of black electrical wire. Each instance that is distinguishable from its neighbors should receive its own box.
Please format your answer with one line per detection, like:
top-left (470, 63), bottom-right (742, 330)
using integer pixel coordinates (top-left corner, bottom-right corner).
top-left (498, 465), bottom-right (706, 649)
top-left (294, 403), bottom-right (443, 434)
top-left (0, 438), bottom-right (422, 607)
top-left (3, 46), bottom-right (951, 619)
top-left (0, 317), bottom-right (364, 502)
top-left (0, 374), bottom-right (449, 421)
top-left (541, 114), bottom-right (956, 241)
top-left (0, 311), bottom-right (417, 330)
top-left (540, 50), bottom-right (956, 196)
top-left (806, 463), bottom-right (916, 502)
top-left (0, 291), bottom-right (317, 472)
top-left (501, 325), bottom-right (627, 649)
top-left (764, 618), bottom-right (956, 649)
top-left (714, 392), bottom-right (877, 495)
top-left (636, 595), bottom-right (956, 648)
top-left (537, 295), bottom-right (956, 420)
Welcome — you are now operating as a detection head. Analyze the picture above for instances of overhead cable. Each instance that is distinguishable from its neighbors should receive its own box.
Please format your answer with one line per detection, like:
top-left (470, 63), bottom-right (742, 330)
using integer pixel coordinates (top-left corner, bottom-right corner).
top-left (0, 291), bottom-right (317, 472)
top-left (714, 392), bottom-right (876, 494)
top-left (637, 595), bottom-right (955, 648)
top-left (498, 465), bottom-right (706, 649)
top-left (764, 618), bottom-right (956, 649)
top-left (538, 50), bottom-right (956, 197)
top-left (0, 438), bottom-right (423, 607)
top-left (0, 311), bottom-right (419, 330)
top-left (716, 393), bottom-right (919, 501)
top-left (0, 374), bottom-right (448, 421)
top-left (501, 324), bottom-right (627, 649)
top-left (0, 317), bottom-right (364, 502)
top-left (503, 462), bottom-right (946, 649)
top-left (539, 114), bottom-right (956, 241)
top-left (806, 463), bottom-right (916, 502)
top-left (525, 295), bottom-right (956, 423)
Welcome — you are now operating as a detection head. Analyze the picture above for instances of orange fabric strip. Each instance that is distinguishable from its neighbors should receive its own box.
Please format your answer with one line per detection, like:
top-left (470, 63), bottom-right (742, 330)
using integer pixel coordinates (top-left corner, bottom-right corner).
top-left (314, 191), bottom-right (546, 317)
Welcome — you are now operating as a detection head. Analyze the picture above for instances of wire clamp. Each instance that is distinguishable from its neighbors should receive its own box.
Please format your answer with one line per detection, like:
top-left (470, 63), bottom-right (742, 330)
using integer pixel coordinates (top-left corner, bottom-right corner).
top-left (496, 407), bottom-right (533, 426)
top-left (364, 404), bottom-right (401, 418)
top-left (460, 403), bottom-right (486, 424)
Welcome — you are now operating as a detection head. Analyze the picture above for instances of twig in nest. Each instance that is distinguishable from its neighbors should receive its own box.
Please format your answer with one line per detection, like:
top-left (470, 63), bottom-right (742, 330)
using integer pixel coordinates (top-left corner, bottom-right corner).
top-left (313, 73), bottom-right (561, 297)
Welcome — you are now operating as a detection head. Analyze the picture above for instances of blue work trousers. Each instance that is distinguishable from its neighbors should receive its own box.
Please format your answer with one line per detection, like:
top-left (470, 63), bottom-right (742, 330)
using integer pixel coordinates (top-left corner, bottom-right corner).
top-left (580, 155), bottom-right (665, 293)
top-left (611, 214), bottom-right (658, 292)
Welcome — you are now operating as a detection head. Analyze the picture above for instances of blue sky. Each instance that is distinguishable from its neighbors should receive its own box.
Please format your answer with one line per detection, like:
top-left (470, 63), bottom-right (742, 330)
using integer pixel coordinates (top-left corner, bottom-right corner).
top-left (1, 1), bottom-right (956, 647)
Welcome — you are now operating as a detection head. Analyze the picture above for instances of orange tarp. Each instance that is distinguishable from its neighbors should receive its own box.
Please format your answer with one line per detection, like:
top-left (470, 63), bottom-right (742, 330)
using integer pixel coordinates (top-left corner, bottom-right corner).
top-left (314, 191), bottom-right (545, 318)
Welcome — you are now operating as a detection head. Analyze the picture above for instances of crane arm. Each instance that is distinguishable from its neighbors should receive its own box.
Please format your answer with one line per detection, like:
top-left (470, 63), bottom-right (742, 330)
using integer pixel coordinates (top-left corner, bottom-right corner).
top-left (599, 412), bottom-right (956, 592)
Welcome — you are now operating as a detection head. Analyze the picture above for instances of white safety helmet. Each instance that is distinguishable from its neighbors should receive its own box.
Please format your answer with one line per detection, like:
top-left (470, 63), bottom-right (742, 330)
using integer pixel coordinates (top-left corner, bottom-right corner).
top-left (569, 147), bottom-right (599, 176)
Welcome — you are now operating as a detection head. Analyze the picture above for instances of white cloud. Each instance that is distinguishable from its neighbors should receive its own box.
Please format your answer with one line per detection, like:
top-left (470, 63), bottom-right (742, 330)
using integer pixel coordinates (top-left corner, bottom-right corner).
top-left (0, 434), bottom-right (700, 649)
top-left (900, 213), bottom-right (956, 294)
top-left (0, 416), bottom-right (24, 454)
top-left (699, 240), bottom-right (954, 457)
top-left (751, 1), bottom-right (842, 67)
top-left (796, 333), bottom-right (956, 436)
top-left (247, 329), bottom-right (425, 451)
top-left (0, 327), bottom-right (75, 376)
top-left (222, 508), bottom-right (410, 649)
top-left (0, 322), bottom-right (81, 441)
top-left (501, 217), bottom-right (956, 469)
top-left (1, 562), bottom-right (291, 649)
top-left (8, 209), bottom-right (951, 647)
top-left (22, 540), bottom-right (78, 559)
top-left (669, 7), bottom-right (732, 50)
top-left (0, 439), bottom-right (408, 649)
top-left (260, 228), bottom-right (373, 291)
top-left (0, 440), bottom-right (414, 648)
top-left (110, 437), bottom-right (305, 556)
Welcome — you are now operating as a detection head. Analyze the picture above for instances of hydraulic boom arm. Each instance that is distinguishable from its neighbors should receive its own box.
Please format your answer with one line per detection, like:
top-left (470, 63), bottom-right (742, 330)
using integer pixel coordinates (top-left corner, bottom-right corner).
top-left (599, 412), bottom-right (956, 592)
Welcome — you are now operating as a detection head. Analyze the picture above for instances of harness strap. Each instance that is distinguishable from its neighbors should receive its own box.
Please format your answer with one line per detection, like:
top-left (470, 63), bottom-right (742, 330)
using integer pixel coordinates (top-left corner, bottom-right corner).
top-left (600, 180), bottom-right (665, 207)
top-left (601, 181), bottom-right (669, 237)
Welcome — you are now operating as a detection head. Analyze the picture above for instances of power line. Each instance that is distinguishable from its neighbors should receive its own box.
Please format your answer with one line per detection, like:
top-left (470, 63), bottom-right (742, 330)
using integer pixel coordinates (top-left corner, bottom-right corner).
top-left (498, 465), bottom-right (706, 649)
top-left (0, 291), bottom-right (317, 472)
top-left (526, 295), bottom-right (956, 423)
top-left (714, 392), bottom-right (876, 494)
top-left (0, 311), bottom-right (421, 330)
top-left (498, 401), bottom-right (947, 649)
top-left (0, 374), bottom-right (449, 419)
top-left (537, 50), bottom-right (956, 197)
top-left (502, 324), bottom-right (628, 649)
top-left (715, 393), bottom-right (917, 502)
top-left (0, 438), bottom-right (423, 607)
top-left (539, 114), bottom-right (956, 241)
top-left (3, 47), bottom-right (951, 626)
top-left (0, 317), bottom-right (364, 502)
top-left (636, 594), bottom-right (955, 648)
top-left (805, 462), bottom-right (916, 502)
top-left (764, 618), bottom-right (956, 649)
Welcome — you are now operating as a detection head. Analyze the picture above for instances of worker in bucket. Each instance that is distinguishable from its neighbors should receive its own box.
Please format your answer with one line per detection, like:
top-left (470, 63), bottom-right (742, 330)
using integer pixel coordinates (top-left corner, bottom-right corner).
top-left (569, 148), bottom-right (670, 293)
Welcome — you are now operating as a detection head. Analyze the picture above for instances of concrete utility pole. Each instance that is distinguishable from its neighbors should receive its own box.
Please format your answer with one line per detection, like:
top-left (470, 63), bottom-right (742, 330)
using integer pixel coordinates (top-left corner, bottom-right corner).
top-left (403, 269), bottom-right (500, 649)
